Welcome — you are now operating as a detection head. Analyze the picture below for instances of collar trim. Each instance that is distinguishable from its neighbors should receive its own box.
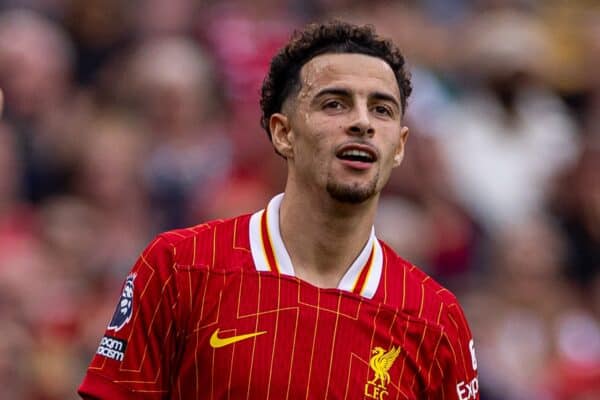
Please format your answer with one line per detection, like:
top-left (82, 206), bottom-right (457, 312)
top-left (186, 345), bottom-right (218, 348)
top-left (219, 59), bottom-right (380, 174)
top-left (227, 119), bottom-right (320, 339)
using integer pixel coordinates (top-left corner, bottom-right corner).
top-left (249, 193), bottom-right (382, 299)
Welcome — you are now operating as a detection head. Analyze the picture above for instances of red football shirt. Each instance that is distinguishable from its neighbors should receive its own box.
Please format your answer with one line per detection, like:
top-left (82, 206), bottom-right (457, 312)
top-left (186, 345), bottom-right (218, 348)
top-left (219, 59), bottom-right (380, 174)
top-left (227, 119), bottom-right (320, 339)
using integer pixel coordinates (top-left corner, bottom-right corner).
top-left (79, 194), bottom-right (479, 399)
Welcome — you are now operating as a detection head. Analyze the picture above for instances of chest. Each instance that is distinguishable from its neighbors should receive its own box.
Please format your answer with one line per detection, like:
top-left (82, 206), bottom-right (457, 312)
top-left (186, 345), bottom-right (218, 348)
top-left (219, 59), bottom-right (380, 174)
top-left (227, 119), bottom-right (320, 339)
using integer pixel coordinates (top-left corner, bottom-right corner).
top-left (174, 270), bottom-right (442, 400)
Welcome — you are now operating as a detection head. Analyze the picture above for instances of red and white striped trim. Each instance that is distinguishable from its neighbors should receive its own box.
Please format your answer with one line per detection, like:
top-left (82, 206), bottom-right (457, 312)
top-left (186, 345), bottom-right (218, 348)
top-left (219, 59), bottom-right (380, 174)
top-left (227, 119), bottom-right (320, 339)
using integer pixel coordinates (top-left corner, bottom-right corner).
top-left (249, 193), bottom-right (383, 299)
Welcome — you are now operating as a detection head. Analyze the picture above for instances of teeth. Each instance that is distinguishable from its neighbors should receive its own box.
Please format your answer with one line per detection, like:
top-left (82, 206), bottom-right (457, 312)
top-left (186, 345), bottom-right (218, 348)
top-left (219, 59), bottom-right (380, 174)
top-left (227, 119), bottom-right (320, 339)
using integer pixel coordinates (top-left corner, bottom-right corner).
top-left (341, 149), bottom-right (372, 159)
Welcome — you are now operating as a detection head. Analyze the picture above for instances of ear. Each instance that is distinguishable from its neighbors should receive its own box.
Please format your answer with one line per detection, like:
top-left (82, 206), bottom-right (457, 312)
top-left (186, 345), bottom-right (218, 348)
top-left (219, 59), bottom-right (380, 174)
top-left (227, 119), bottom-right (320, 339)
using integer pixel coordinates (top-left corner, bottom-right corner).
top-left (392, 126), bottom-right (409, 167)
top-left (270, 112), bottom-right (294, 159)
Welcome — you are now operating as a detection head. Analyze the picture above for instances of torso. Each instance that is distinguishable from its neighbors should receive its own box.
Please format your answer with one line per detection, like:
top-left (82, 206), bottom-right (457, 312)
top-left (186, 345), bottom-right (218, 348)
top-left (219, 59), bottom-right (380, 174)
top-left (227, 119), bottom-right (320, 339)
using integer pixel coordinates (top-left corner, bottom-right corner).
top-left (79, 206), bottom-right (478, 400)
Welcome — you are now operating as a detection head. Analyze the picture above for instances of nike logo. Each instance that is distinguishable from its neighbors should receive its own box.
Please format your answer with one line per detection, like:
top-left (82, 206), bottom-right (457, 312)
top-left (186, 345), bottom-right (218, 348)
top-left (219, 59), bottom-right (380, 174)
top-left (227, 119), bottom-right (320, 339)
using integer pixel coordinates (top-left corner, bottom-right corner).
top-left (209, 328), bottom-right (267, 348)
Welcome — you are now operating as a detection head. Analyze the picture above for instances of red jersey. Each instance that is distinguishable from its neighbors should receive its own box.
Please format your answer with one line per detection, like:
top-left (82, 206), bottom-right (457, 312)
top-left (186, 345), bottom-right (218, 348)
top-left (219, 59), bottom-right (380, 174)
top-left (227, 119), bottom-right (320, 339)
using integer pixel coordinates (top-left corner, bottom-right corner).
top-left (79, 194), bottom-right (479, 399)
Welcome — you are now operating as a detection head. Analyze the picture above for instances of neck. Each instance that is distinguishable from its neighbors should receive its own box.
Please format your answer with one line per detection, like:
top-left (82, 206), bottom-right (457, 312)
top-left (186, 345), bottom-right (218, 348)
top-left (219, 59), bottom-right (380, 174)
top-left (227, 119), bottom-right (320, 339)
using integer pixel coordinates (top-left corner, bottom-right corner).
top-left (279, 183), bottom-right (378, 288)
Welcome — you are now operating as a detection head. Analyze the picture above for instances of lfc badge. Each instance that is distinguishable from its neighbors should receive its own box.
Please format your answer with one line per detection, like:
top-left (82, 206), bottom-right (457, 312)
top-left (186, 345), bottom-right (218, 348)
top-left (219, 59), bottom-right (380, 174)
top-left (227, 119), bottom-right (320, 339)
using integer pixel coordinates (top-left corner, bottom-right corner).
top-left (365, 346), bottom-right (401, 399)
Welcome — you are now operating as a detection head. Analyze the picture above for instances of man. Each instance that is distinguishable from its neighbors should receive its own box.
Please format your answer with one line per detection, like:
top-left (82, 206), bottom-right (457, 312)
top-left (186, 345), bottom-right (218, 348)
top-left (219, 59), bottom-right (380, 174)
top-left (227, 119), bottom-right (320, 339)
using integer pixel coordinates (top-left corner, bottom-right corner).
top-left (79, 21), bottom-right (479, 399)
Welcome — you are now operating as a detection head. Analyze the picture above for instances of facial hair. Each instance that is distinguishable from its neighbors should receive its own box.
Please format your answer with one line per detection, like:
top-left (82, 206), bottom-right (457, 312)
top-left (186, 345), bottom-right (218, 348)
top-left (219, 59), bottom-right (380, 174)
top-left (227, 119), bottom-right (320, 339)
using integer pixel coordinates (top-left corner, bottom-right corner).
top-left (326, 172), bottom-right (379, 204)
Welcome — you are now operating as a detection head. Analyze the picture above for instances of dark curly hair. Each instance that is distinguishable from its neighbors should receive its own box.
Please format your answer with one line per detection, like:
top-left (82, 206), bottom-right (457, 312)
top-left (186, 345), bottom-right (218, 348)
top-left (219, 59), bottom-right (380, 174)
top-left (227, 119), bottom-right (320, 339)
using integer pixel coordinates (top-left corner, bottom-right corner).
top-left (260, 20), bottom-right (412, 139)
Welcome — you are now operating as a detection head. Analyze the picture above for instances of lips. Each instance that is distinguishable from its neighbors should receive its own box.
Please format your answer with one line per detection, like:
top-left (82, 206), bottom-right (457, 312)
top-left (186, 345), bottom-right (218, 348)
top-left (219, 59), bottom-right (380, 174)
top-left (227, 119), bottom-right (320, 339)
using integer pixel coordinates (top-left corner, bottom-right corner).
top-left (335, 143), bottom-right (378, 163)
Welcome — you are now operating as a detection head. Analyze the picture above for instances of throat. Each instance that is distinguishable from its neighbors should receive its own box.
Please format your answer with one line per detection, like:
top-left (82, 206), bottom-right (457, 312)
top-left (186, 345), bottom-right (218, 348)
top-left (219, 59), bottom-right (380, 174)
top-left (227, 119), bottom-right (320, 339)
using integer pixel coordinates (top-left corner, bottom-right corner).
top-left (281, 210), bottom-right (374, 288)
top-left (277, 185), bottom-right (378, 288)
top-left (293, 262), bottom-right (347, 289)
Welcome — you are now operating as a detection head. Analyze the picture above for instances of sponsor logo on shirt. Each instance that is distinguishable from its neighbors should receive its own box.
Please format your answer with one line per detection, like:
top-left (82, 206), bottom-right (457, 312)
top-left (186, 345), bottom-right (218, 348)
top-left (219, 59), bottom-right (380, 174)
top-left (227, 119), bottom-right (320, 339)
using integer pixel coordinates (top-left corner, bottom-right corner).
top-left (456, 377), bottom-right (479, 400)
top-left (456, 339), bottom-right (479, 400)
top-left (108, 273), bottom-right (136, 332)
top-left (97, 335), bottom-right (127, 362)
top-left (364, 345), bottom-right (401, 400)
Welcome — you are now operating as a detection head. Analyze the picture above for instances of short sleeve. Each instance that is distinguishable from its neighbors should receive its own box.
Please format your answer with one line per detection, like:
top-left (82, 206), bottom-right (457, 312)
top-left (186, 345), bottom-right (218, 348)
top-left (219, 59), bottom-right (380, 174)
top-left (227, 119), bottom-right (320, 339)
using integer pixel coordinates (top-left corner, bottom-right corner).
top-left (432, 300), bottom-right (480, 400)
top-left (78, 235), bottom-right (180, 400)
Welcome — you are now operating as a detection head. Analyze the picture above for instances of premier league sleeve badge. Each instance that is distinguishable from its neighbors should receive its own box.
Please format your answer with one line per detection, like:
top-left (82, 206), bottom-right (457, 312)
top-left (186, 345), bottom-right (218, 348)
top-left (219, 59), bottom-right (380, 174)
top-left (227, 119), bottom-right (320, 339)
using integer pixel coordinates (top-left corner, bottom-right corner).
top-left (108, 273), bottom-right (136, 332)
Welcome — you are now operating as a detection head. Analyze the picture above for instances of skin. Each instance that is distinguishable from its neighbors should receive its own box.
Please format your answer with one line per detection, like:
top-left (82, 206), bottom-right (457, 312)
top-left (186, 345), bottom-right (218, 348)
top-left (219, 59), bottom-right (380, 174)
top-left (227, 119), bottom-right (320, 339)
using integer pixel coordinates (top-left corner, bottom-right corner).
top-left (269, 53), bottom-right (409, 287)
top-left (0, 88), bottom-right (3, 117)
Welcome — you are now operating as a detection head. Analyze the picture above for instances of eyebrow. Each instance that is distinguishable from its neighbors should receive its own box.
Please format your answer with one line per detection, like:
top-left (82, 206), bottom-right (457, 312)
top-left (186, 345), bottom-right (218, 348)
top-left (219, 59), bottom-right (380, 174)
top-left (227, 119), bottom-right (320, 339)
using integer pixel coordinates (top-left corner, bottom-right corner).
top-left (372, 91), bottom-right (401, 110)
top-left (314, 87), bottom-right (351, 100)
top-left (313, 87), bottom-right (400, 110)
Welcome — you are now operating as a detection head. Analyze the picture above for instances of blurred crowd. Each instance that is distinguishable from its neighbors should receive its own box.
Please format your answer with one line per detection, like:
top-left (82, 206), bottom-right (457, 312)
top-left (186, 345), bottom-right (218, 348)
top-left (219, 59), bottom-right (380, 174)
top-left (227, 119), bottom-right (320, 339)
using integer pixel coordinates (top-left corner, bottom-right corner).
top-left (0, 0), bottom-right (598, 399)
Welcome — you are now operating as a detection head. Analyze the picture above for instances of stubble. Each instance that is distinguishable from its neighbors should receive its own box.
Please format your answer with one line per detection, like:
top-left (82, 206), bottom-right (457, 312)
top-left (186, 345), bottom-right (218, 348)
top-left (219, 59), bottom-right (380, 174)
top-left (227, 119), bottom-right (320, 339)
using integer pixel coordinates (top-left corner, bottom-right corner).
top-left (325, 171), bottom-right (379, 203)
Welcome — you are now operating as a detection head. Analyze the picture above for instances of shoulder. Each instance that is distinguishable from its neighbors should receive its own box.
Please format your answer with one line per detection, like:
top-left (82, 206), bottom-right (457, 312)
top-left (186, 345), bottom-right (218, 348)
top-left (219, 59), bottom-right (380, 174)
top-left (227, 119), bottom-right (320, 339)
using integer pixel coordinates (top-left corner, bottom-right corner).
top-left (148, 214), bottom-right (253, 268)
top-left (379, 242), bottom-right (479, 395)
top-left (379, 241), bottom-right (467, 327)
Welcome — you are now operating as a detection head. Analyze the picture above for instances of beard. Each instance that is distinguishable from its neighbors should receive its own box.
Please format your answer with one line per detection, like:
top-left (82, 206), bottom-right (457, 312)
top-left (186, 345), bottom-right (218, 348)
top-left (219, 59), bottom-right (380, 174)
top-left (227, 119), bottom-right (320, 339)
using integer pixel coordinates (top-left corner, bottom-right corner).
top-left (326, 173), bottom-right (379, 204)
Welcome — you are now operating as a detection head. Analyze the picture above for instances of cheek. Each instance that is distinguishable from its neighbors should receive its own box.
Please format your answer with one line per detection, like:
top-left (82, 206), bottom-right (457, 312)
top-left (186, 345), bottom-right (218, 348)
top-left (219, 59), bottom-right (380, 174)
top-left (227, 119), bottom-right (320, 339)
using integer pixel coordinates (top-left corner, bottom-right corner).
top-left (291, 113), bottom-right (339, 163)
top-left (293, 132), bottom-right (324, 167)
top-left (299, 125), bottom-right (329, 153)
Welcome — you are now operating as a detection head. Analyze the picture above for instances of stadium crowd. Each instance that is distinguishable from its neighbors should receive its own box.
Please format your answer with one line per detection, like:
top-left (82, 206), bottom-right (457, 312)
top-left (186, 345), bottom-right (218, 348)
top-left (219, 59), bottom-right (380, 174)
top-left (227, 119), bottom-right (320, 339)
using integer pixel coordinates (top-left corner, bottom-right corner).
top-left (0, 0), bottom-right (598, 398)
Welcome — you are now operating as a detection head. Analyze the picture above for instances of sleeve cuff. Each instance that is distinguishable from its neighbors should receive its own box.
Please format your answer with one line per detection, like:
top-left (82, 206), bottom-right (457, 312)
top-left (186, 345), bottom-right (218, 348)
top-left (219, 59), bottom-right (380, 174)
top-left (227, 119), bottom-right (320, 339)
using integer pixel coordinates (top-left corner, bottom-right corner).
top-left (78, 371), bottom-right (142, 400)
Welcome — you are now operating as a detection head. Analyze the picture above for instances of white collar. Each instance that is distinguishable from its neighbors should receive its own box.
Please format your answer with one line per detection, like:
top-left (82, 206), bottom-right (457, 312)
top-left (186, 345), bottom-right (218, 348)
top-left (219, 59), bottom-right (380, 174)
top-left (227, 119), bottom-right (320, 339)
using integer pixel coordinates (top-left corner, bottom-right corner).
top-left (249, 193), bottom-right (383, 299)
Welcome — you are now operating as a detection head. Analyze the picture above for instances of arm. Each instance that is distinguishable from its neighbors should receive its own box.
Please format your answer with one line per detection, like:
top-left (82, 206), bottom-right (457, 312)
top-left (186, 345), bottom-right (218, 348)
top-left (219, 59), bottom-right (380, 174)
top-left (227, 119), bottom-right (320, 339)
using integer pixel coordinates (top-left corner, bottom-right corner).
top-left (78, 235), bottom-right (181, 399)
top-left (432, 301), bottom-right (480, 400)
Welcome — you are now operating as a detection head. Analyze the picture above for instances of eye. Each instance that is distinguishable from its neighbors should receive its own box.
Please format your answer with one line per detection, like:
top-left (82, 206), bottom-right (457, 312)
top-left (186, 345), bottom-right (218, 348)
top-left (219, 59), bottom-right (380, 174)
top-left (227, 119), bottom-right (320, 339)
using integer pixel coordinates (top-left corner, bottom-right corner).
top-left (373, 104), bottom-right (393, 117)
top-left (323, 100), bottom-right (344, 110)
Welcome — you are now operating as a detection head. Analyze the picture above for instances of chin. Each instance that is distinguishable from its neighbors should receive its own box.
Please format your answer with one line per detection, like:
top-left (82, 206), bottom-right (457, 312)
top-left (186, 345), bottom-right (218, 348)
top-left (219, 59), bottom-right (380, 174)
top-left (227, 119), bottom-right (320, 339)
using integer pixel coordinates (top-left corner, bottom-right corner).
top-left (326, 181), bottom-right (378, 204)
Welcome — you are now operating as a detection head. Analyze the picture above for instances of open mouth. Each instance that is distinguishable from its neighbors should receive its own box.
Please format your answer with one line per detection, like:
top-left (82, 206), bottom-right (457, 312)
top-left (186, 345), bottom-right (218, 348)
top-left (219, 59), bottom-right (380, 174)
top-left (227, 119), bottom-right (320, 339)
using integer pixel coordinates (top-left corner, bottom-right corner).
top-left (336, 145), bottom-right (377, 163)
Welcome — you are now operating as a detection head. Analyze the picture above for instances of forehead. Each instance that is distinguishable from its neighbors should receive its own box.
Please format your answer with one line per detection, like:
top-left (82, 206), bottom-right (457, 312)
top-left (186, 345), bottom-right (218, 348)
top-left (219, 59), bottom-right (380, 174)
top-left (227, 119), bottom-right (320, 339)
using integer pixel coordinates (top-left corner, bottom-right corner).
top-left (298, 53), bottom-right (400, 99)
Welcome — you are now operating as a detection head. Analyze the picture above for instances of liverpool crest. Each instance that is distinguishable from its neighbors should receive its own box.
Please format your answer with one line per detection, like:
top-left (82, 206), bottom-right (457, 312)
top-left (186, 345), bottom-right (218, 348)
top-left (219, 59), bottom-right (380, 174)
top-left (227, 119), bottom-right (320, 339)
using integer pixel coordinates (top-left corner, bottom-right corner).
top-left (365, 345), bottom-right (401, 399)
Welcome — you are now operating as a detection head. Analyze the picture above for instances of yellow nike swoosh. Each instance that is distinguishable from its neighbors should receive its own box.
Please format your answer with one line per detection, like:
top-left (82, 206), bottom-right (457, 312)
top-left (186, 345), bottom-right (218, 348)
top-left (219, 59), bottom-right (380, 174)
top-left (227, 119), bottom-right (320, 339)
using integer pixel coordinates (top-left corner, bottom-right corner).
top-left (209, 328), bottom-right (267, 348)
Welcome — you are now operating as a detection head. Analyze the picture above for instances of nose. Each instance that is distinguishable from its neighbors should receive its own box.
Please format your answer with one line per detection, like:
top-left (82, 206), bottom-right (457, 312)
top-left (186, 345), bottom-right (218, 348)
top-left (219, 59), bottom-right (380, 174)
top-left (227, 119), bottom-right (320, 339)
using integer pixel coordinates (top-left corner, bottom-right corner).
top-left (347, 105), bottom-right (374, 137)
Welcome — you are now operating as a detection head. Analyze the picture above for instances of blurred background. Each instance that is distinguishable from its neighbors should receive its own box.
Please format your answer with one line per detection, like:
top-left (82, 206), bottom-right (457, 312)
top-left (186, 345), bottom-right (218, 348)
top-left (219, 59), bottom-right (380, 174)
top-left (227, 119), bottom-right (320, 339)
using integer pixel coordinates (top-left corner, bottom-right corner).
top-left (0, 0), bottom-right (598, 399)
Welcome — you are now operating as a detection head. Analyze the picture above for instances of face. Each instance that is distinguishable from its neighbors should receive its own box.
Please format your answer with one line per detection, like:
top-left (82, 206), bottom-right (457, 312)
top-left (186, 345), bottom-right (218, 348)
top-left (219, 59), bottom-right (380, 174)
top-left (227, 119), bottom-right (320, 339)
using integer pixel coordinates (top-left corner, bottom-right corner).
top-left (270, 53), bottom-right (409, 204)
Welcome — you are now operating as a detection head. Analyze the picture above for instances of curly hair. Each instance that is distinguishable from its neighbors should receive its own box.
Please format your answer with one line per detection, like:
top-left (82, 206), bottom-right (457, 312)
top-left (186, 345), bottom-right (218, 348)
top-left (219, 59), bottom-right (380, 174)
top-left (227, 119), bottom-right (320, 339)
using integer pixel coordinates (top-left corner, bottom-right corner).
top-left (260, 20), bottom-right (412, 139)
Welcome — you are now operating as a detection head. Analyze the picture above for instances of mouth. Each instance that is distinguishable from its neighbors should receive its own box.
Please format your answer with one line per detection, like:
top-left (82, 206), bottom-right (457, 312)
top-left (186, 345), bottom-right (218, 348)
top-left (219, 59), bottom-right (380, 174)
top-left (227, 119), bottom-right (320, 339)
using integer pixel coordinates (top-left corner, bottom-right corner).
top-left (335, 143), bottom-right (378, 165)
